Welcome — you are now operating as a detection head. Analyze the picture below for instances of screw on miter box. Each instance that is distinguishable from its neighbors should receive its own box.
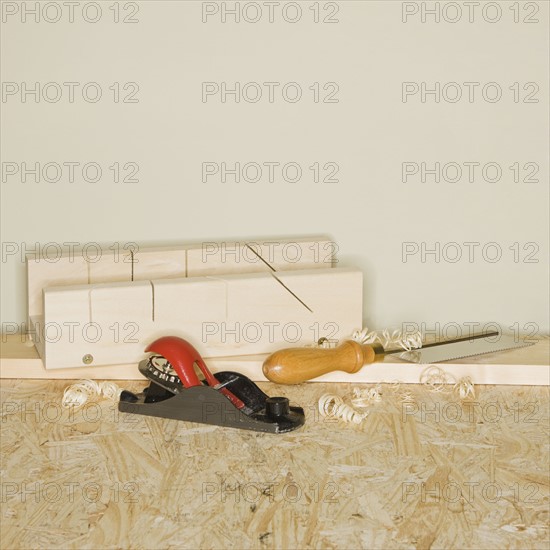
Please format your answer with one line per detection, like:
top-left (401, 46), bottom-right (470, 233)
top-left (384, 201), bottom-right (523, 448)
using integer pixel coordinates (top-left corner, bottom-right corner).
top-left (118, 336), bottom-right (305, 434)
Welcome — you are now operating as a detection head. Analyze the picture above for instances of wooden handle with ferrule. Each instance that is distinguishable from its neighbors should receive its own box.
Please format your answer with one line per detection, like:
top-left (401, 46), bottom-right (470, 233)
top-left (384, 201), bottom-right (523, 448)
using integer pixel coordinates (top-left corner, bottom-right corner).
top-left (262, 340), bottom-right (378, 384)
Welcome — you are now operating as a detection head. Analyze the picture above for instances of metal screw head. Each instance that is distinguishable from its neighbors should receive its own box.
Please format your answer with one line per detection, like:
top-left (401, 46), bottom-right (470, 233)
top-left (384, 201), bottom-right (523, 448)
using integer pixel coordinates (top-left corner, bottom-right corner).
top-left (82, 354), bottom-right (93, 365)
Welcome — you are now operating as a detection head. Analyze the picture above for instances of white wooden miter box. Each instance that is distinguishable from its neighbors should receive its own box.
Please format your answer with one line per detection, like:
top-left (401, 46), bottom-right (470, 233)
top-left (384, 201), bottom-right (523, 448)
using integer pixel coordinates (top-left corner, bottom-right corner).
top-left (27, 237), bottom-right (363, 369)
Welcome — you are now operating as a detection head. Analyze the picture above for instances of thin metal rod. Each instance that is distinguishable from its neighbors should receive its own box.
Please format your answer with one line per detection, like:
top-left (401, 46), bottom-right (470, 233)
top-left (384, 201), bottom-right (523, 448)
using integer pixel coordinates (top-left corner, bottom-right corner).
top-left (383, 330), bottom-right (500, 355)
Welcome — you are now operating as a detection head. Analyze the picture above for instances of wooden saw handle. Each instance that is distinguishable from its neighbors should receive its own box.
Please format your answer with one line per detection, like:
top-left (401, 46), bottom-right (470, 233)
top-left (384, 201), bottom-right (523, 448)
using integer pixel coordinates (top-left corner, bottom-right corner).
top-left (262, 340), bottom-right (379, 384)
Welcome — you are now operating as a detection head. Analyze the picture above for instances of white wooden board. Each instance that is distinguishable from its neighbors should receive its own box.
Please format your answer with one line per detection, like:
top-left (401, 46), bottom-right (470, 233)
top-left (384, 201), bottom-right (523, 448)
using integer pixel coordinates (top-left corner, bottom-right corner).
top-left (1, 336), bottom-right (548, 385)
top-left (186, 237), bottom-right (336, 276)
top-left (26, 236), bottom-right (333, 318)
top-left (33, 268), bottom-right (363, 369)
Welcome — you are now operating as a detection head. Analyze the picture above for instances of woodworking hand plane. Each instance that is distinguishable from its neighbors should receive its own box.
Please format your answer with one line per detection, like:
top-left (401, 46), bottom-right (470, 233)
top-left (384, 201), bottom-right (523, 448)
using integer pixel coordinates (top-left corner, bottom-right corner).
top-left (118, 336), bottom-right (305, 434)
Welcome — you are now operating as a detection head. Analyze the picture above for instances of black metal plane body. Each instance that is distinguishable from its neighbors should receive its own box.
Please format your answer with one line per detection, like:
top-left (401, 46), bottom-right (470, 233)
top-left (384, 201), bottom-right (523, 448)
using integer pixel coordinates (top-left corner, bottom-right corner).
top-left (119, 370), bottom-right (305, 434)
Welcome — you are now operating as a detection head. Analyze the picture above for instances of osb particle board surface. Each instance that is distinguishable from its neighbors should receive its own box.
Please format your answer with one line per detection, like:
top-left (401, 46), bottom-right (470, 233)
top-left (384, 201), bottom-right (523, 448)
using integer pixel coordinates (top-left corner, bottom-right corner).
top-left (1, 379), bottom-right (549, 550)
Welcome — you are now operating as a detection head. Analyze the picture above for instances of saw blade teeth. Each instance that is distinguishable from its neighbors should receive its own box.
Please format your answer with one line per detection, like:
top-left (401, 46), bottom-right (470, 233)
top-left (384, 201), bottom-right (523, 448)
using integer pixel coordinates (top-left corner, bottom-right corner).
top-left (429, 341), bottom-right (535, 364)
top-left (396, 336), bottom-right (535, 364)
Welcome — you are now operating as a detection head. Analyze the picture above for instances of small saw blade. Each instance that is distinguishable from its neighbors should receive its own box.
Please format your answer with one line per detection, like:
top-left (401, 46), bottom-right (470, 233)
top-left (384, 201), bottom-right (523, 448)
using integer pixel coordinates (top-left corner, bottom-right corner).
top-left (395, 334), bottom-right (534, 364)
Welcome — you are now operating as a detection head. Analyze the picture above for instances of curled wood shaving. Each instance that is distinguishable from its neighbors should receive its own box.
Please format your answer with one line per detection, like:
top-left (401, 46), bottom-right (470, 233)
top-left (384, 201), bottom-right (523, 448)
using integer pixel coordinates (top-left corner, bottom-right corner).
top-left (62, 380), bottom-right (122, 409)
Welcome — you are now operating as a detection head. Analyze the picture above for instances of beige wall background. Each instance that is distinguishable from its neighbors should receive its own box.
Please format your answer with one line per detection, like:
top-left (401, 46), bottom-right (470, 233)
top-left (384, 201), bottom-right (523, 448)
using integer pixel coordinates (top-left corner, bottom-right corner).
top-left (1, 0), bottom-right (548, 335)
